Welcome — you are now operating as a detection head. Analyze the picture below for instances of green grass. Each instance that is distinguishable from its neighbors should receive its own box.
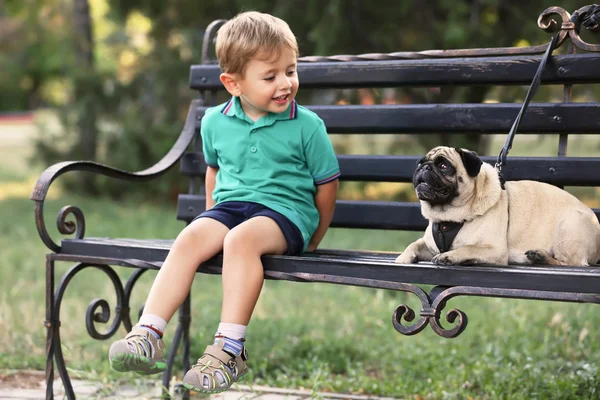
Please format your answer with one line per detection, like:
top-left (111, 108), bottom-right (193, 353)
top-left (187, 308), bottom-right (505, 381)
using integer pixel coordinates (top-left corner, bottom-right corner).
top-left (1, 194), bottom-right (599, 399)
top-left (2, 121), bottom-right (599, 398)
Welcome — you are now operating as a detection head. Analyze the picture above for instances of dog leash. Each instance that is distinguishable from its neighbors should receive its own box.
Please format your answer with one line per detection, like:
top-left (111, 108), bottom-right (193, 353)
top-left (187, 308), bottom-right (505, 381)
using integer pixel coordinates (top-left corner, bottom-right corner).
top-left (494, 33), bottom-right (559, 180)
top-left (495, 5), bottom-right (600, 179)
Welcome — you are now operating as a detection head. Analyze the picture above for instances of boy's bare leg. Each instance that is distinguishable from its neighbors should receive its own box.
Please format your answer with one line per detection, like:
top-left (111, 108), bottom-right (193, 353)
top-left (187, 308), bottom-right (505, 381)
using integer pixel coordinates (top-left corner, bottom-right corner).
top-left (143, 217), bottom-right (230, 322)
top-left (109, 217), bottom-right (229, 374)
top-left (181, 216), bottom-right (288, 391)
top-left (220, 216), bottom-right (288, 324)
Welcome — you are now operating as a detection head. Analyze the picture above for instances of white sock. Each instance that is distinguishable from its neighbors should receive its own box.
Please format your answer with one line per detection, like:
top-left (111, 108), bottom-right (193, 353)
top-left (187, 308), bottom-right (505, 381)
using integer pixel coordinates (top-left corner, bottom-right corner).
top-left (215, 322), bottom-right (247, 340)
top-left (138, 314), bottom-right (167, 335)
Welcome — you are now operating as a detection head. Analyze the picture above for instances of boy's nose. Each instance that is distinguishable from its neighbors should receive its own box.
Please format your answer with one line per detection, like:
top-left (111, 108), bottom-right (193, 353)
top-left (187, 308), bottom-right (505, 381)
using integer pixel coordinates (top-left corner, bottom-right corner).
top-left (279, 77), bottom-right (292, 89)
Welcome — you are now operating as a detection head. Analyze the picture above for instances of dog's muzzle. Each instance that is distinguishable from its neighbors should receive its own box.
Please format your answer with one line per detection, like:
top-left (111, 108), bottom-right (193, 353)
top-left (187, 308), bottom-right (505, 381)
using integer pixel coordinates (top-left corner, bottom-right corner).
top-left (413, 164), bottom-right (455, 205)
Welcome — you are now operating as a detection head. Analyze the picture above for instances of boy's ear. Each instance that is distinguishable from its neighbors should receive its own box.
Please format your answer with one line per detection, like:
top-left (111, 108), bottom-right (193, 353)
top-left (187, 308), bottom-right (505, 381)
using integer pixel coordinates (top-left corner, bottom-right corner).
top-left (219, 73), bottom-right (242, 96)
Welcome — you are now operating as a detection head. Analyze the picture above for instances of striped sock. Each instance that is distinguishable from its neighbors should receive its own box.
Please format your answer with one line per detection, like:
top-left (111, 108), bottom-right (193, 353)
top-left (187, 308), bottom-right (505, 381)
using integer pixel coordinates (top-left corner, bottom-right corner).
top-left (215, 336), bottom-right (244, 357)
top-left (139, 324), bottom-right (163, 339)
top-left (214, 322), bottom-right (246, 357)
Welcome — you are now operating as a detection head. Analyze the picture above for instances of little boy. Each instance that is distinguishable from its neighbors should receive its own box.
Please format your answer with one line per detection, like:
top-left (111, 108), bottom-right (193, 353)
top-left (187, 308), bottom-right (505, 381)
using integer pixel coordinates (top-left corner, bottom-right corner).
top-left (108, 11), bottom-right (340, 394)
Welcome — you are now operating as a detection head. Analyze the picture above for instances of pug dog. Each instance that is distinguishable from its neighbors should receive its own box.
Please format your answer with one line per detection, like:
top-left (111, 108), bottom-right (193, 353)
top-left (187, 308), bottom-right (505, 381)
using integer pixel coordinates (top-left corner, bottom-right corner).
top-left (395, 146), bottom-right (600, 266)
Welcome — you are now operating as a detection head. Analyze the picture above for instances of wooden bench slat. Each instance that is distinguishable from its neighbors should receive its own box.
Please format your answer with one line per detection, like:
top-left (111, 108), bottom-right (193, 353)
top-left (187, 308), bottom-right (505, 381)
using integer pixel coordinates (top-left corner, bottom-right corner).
top-left (337, 155), bottom-right (600, 186)
top-left (190, 54), bottom-right (600, 90)
top-left (181, 153), bottom-right (600, 186)
top-left (176, 194), bottom-right (426, 229)
top-left (334, 203), bottom-right (599, 230)
top-left (176, 195), bottom-right (600, 230)
top-left (332, 200), bottom-right (425, 230)
top-left (332, 201), bottom-right (600, 230)
top-left (59, 237), bottom-right (600, 295)
top-left (196, 103), bottom-right (600, 133)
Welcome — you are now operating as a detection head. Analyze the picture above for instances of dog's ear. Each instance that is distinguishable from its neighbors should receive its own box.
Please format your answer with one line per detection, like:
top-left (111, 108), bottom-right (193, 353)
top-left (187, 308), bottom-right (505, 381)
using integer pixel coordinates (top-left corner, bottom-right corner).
top-left (455, 148), bottom-right (482, 177)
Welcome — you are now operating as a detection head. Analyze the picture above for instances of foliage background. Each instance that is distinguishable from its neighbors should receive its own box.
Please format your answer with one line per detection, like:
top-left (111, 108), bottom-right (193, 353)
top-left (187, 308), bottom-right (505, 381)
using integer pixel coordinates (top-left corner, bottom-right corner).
top-left (1, 0), bottom-right (595, 200)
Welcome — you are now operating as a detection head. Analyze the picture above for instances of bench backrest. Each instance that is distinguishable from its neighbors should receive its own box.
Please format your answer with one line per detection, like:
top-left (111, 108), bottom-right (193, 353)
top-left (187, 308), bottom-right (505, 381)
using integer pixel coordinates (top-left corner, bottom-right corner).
top-left (178, 14), bottom-right (600, 232)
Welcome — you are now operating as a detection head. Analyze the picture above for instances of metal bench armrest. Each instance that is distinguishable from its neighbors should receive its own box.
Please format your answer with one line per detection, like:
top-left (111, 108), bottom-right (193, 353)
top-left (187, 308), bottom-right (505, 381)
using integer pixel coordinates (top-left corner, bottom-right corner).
top-left (30, 99), bottom-right (200, 252)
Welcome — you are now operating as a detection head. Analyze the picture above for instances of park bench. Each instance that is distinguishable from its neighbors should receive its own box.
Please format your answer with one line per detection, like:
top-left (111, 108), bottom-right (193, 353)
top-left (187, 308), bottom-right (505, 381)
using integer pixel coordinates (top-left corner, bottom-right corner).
top-left (31, 5), bottom-right (600, 400)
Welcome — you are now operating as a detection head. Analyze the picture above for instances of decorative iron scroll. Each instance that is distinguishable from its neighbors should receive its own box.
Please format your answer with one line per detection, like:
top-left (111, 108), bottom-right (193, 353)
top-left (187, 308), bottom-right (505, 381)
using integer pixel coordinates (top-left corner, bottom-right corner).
top-left (260, 271), bottom-right (600, 339)
top-left (538, 5), bottom-right (600, 51)
top-left (48, 262), bottom-right (149, 399)
top-left (34, 202), bottom-right (86, 253)
top-left (57, 256), bottom-right (598, 339)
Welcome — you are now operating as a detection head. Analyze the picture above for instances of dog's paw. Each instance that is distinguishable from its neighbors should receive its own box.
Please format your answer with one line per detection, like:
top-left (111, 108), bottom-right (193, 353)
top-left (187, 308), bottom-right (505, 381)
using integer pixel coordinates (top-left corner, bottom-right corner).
top-left (395, 253), bottom-right (416, 264)
top-left (525, 250), bottom-right (545, 264)
top-left (432, 253), bottom-right (457, 266)
top-left (525, 249), bottom-right (557, 265)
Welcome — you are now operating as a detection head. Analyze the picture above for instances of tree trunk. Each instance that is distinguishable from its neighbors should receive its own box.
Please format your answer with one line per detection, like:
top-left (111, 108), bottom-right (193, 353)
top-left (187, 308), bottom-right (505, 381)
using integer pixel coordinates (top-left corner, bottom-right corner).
top-left (72, 0), bottom-right (97, 159)
top-left (72, 0), bottom-right (98, 192)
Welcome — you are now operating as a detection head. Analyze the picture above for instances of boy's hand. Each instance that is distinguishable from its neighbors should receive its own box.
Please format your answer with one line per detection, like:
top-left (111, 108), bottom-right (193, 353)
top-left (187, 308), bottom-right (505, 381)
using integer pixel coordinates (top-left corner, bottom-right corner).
top-left (306, 242), bottom-right (318, 252)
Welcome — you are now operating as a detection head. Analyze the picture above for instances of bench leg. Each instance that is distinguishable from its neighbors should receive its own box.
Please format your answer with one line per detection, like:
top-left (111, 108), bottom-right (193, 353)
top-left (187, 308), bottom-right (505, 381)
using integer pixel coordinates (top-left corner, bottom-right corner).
top-left (45, 255), bottom-right (55, 400)
top-left (181, 293), bottom-right (192, 374)
top-left (44, 256), bottom-right (76, 400)
top-left (44, 258), bottom-right (137, 400)
top-left (160, 293), bottom-right (192, 400)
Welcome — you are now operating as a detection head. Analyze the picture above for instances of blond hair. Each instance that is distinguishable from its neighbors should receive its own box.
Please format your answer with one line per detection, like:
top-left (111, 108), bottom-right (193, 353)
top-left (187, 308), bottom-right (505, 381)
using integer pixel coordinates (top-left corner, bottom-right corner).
top-left (215, 11), bottom-right (299, 75)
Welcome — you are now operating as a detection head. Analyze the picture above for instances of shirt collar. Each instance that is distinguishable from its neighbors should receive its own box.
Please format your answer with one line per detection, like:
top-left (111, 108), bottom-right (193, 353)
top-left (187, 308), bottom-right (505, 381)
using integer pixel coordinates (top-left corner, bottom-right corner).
top-left (221, 96), bottom-right (298, 122)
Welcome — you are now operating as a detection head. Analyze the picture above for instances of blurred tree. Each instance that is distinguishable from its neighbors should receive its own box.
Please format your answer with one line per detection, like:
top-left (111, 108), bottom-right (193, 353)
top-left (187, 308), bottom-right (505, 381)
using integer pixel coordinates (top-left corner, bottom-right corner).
top-left (0, 0), bottom-right (71, 110)
top-left (5, 0), bottom-right (591, 198)
top-left (72, 0), bottom-right (100, 193)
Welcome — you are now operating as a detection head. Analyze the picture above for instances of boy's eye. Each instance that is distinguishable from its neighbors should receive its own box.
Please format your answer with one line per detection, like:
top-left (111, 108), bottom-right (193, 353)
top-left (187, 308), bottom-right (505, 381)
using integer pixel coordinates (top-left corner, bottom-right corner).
top-left (286, 70), bottom-right (296, 76)
top-left (264, 76), bottom-right (275, 81)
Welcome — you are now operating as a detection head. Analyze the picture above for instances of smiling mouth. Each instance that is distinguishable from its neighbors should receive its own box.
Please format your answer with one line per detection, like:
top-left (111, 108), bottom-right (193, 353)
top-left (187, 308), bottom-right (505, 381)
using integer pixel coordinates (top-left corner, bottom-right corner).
top-left (272, 94), bottom-right (289, 101)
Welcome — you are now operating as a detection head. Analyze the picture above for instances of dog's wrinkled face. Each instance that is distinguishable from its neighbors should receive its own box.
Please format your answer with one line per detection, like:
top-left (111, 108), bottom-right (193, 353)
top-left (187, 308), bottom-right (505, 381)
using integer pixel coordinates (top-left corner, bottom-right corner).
top-left (413, 146), bottom-right (482, 206)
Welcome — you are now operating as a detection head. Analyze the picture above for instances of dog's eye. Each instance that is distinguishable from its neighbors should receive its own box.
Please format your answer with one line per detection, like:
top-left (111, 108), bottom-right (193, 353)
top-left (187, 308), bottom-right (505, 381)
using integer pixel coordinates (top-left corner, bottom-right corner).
top-left (439, 162), bottom-right (448, 170)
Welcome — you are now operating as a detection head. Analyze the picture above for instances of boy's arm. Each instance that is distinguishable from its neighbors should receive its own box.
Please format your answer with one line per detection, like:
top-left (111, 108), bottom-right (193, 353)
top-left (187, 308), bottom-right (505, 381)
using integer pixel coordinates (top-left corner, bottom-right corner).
top-left (307, 179), bottom-right (339, 251)
top-left (205, 166), bottom-right (218, 210)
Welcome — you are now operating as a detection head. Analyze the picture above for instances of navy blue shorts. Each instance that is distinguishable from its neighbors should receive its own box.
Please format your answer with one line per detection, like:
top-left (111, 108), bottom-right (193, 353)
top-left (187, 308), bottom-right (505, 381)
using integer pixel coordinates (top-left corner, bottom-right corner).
top-left (193, 201), bottom-right (304, 255)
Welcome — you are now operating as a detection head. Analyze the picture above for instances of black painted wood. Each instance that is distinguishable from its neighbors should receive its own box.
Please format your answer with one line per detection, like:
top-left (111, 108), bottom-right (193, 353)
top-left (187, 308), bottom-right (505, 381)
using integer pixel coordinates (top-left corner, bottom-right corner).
top-left (175, 194), bottom-right (600, 230)
top-left (336, 155), bottom-right (600, 185)
top-left (181, 153), bottom-right (600, 186)
top-left (195, 103), bottom-right (600, 133)
top-left (60, 237), bottom-right (600, 295)
top-left (189, 54), bottom-right (600, 90)
top-left (331, 201), bottom-right (426, 230)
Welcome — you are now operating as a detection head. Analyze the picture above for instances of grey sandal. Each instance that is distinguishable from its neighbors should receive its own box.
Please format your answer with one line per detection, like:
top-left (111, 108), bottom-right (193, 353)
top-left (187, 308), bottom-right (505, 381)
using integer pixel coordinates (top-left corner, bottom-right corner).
top-left (182, 338), bottom-right (248, 393)
top-left (108, 327), bottom-right (167, 375)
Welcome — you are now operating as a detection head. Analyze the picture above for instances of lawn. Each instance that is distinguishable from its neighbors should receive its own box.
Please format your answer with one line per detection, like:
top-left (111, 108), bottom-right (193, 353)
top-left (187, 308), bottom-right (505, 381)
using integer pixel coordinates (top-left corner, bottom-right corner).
top-left (1, 193), bottom-right (599, 399)
top-left (1, 119), bottom-right (599, 399)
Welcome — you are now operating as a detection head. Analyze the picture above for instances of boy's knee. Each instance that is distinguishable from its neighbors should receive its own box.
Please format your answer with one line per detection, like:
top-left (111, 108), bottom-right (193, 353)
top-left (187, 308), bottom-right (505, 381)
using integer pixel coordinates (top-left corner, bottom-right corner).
top-left (177, 220), bottom-right (207, 244)
top-left (223, 228), bottom-right (254, 255)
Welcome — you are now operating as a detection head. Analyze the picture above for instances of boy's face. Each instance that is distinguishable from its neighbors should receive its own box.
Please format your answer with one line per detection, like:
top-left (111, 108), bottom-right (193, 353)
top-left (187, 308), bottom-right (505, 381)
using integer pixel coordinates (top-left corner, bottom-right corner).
top-left (222, 46), bottom-right (299, 121)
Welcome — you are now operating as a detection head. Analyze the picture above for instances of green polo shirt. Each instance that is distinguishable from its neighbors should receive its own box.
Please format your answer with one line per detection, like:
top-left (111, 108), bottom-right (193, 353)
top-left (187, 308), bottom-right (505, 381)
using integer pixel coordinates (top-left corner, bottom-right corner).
top-left (201, 96), bottom-right (340, 251)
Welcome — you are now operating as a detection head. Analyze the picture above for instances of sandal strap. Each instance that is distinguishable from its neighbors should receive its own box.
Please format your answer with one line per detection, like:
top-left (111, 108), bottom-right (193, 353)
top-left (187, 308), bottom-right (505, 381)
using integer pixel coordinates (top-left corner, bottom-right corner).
top-left (197, 341), bottom-right (248, 376)
top-left (203, 344), bottom-right (235, 365)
